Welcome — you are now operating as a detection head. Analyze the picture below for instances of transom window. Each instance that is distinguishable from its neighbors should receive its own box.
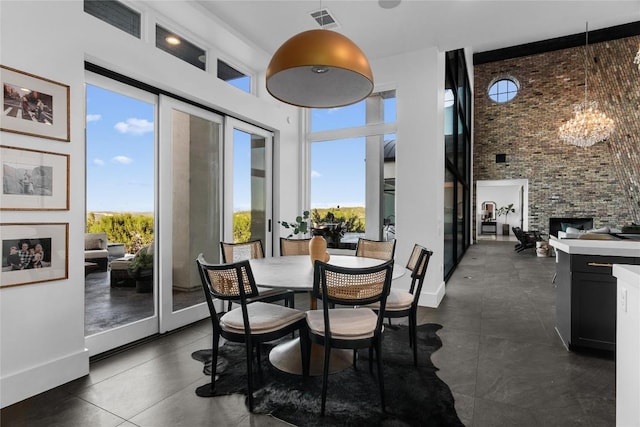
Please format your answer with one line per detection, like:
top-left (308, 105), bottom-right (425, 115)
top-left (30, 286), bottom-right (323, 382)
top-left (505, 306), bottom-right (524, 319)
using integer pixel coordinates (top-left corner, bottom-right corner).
top-left (488, 78), bottom-right (519, 103)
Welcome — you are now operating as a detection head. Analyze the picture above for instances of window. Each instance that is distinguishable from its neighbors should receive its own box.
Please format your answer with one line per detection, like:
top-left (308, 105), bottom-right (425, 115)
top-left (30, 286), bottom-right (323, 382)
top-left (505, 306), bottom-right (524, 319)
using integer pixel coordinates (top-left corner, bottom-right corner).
top-left (218, 60), bottom-right (251, 93)
top-left (488, 78), bottom-right (519, 103)
top-left (155, 25), bottom-right (206, 71)
top-left (84, 0), bottom-right (141, 38)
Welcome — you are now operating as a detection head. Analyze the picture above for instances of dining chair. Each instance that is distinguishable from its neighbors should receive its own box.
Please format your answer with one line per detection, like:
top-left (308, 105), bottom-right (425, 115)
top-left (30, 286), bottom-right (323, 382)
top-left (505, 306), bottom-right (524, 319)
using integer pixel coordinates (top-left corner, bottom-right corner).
top-left (279, 237), bottom-right (311, 256)
top-left (366, 244), bottom-right (432, 366)
top-left (220, 240), bottom-right (294, 311)
top-left (355, 238), bottom-right (396, 261)
top-left (305, 259), bottom-right (394, 416)
top-left (195, 254), bottom-right (309, 411)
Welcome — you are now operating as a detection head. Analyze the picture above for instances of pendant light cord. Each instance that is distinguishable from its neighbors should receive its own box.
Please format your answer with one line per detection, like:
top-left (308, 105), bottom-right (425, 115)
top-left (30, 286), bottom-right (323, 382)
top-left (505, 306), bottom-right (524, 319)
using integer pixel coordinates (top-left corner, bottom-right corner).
top-left (584, 22), bottom-right (589, 106)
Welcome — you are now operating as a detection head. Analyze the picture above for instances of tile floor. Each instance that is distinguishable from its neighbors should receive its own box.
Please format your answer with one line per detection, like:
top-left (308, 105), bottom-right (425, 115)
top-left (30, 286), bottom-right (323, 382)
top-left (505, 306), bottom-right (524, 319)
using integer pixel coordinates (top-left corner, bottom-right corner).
top-left (1, 241), bottom-right (615, 426)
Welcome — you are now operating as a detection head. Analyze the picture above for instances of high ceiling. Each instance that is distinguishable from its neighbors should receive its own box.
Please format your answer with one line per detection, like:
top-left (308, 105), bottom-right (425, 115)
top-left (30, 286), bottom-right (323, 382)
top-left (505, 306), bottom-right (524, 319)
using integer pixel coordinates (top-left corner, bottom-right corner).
top-left (195, 1), bottom-right (640, 61)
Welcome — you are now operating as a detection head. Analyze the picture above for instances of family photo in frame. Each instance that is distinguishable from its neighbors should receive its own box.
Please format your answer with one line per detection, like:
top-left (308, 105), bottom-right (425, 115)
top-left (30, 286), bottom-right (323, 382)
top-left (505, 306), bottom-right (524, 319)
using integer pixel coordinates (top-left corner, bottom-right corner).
top-left (1, 65), bottom-right (70, 142)
top-left (0, 223), bottom-right (68, 288)
top-left (1, 145), bottom-right (70, 210)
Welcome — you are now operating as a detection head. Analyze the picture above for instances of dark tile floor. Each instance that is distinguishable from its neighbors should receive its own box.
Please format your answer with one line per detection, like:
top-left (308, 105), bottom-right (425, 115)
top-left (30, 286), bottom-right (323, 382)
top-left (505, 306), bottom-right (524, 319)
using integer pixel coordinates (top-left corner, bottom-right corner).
top-left (1, 241), bottom-right (615, 426)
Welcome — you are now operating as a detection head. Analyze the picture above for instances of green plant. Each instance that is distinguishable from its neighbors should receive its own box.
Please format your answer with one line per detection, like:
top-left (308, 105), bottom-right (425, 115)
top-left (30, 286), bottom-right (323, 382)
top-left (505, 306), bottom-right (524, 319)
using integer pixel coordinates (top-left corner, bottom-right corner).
top-left (497, 203), bottom-right (516, 224)
top-left (278, 211), bottom-right (310, 238)
top-left (127, 246), bottom-right (153, 279)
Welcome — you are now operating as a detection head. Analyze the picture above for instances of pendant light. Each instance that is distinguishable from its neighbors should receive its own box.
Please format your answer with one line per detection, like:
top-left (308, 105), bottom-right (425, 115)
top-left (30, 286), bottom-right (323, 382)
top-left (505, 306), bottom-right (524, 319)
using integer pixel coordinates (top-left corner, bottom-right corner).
top-left (266, 11), bottom-right (373, 108)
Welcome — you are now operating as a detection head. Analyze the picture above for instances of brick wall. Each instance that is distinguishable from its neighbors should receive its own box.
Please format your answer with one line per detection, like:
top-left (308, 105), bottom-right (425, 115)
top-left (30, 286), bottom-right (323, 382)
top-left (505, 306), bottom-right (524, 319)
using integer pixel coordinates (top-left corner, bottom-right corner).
top-left (474, 35), bottom-right (640, 234)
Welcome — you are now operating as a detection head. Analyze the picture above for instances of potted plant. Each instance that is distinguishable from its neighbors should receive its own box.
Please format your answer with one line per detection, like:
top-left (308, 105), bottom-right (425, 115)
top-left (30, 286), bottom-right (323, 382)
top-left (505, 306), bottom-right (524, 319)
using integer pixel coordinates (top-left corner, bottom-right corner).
top-left (497, 203), bottom-right (516, 235)
top-left (127, 245), bottom-right (153, 293)
top-left (278, 210), bottom-right (310, 238)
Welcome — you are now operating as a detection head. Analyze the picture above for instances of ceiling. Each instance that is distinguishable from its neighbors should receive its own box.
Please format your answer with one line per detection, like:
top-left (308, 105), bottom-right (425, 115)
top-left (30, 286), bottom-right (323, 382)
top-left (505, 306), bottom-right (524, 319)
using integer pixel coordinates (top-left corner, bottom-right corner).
top-left (195, 0), bottom-right (640, 61)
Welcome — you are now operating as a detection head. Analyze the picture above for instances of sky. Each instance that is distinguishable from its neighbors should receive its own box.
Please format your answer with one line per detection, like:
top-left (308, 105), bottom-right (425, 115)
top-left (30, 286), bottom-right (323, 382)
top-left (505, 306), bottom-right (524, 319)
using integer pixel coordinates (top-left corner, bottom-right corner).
top-left (86, 83), bottom-right (395, 213)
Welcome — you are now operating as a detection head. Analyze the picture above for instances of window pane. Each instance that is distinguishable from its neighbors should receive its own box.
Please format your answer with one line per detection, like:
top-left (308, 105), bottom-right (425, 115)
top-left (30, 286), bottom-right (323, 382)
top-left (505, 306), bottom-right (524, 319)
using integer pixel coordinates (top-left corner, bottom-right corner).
top-left (218, 59), bottom-right (251, 93)
top-left (310, 102), bottom-right (366, 132)
top-left (84, 0), bottom-right (141, 38)
top-left (156, 25), bottom-right (206, 71)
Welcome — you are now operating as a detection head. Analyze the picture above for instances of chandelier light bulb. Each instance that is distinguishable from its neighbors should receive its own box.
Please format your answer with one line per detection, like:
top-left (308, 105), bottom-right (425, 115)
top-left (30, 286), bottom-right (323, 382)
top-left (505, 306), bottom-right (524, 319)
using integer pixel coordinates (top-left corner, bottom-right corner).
top-left (635, 44), bottom-right (640, 71)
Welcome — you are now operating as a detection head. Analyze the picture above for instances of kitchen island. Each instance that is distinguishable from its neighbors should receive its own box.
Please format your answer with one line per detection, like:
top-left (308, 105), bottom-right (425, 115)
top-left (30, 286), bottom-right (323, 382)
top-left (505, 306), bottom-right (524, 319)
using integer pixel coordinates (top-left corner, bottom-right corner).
top-left (549, 237), bottom-right (640, 351)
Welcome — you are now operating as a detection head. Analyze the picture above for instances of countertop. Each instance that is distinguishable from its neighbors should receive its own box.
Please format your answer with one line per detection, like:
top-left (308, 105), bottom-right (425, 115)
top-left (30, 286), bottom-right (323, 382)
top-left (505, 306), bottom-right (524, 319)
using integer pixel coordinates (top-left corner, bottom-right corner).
top-left (550, 237), bottom-right (640, 257)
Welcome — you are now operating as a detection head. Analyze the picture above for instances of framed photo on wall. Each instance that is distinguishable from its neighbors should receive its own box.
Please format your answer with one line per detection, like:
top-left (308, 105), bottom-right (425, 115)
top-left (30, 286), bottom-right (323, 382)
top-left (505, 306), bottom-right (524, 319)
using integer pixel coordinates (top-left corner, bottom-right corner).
top-left (0, 223), bottom-right (69, 288)
top-left (1, 145), bottom-right (70, 210)
top-left (1, 65), bottom-right (70, 142)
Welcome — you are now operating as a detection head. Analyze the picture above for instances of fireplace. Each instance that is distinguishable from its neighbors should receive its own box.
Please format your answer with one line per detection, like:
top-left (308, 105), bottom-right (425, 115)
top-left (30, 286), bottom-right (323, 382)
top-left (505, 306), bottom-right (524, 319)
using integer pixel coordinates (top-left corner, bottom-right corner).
top-left (548, 217), bottom-right (594, 238)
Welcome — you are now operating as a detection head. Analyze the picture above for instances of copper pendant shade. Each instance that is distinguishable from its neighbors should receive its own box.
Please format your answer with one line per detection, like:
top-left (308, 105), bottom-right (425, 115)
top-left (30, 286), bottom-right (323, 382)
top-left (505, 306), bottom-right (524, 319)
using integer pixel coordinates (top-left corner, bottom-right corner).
top-left (266, 29), bottom-right (374, 108)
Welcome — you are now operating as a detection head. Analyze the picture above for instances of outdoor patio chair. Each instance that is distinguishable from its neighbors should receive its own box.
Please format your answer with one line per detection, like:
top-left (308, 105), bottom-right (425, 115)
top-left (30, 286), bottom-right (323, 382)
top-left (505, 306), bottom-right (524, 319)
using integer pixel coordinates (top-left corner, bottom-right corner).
top-left (305, 259), bottom-right (394, 416)
top-left (195, 254), bottom-right (309, 411)
top-left (365, 244), bottom-right (432, 366)
top-left (355, 238), bottom-right (396, 261)
top-left (220, 240), bottom-right (294, 311)
top-left (279, 237), bottom-right (311, 256)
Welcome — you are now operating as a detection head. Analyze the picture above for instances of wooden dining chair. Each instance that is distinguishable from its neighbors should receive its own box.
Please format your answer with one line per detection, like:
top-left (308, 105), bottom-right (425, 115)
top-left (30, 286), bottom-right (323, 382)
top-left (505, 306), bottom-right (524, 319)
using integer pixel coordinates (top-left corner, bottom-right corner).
top-left (355, 238), bottom-right (396, 260)
top-left (366, 244), bottom-right (432, 366)
top-left (279, 237), bottom-right (311, 256)
top-left (220, 240), bottom-right (294, 311)
top-left (195, 254), bottom-right (309, 411)
top-left (305, 259), bottom-right (394, 416)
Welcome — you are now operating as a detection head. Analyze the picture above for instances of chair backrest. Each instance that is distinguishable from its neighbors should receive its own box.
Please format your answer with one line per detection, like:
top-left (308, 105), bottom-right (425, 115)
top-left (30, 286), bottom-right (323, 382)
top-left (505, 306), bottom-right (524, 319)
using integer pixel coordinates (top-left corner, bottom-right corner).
top-left (355, 238), bottom-right (396, 260)
top-left (220, 240), bottom-right (264, 263)
top-left (196, 254), bottom-right (259, 303)
top-left (280, 237), bottom-right (311, 256)
top-left (405, 244), bottom-right (433, 300)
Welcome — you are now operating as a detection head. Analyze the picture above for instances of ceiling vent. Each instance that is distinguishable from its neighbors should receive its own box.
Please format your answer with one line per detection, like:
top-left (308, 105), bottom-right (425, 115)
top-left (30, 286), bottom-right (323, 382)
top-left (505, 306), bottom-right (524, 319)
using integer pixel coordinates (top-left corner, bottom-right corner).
top-left (310, 9), bottom-right (339, 29)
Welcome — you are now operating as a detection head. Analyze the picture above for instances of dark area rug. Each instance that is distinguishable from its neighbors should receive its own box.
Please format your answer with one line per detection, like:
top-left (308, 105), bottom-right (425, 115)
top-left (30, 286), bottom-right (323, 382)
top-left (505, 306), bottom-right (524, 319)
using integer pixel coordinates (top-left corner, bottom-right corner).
top-left (192, 323), bottom-right (463, 426)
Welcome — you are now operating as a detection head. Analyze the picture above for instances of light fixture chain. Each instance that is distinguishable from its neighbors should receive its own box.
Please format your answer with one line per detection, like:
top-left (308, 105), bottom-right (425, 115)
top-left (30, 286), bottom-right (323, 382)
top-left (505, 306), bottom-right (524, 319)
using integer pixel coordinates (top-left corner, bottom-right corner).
top-left (584, 22), bottom-right (588, 106)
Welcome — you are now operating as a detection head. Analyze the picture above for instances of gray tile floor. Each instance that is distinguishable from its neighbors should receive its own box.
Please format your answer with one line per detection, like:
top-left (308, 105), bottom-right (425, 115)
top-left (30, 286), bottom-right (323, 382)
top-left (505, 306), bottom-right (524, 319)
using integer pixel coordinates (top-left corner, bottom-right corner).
top-left (1, 241), bottom-right (615, 426)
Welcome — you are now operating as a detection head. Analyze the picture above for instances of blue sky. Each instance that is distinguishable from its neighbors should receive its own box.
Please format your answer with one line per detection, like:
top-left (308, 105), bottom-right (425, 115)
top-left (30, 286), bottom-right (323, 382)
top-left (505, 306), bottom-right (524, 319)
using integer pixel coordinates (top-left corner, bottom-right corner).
top-left (86, 84), bottom-right (395, 213)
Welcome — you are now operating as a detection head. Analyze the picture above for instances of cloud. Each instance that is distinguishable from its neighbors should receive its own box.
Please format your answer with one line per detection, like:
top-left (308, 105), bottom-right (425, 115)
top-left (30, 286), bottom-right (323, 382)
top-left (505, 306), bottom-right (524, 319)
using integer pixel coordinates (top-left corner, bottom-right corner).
top-left (93, 158), bottom-right (105, 166)
top-left (311, 170), bottom-right (322, 178)
top-left (86, 114), bottom-right (101, 123)
top-left (114, 118), bottom-right (154, 135)
top-left (112, 156), bottom-right (133, 165)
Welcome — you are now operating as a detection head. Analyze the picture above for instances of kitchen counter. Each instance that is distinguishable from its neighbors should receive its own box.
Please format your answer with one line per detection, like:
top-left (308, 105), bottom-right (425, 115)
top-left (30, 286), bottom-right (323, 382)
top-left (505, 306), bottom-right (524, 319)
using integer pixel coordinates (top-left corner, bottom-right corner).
top-left (550, 237), bottom-right (640, 257)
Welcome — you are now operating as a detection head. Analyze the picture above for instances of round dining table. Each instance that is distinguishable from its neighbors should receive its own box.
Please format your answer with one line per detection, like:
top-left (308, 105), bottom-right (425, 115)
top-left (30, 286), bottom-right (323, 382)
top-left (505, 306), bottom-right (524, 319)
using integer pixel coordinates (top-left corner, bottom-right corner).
top-left (249, 254), bottom-right (404, 376)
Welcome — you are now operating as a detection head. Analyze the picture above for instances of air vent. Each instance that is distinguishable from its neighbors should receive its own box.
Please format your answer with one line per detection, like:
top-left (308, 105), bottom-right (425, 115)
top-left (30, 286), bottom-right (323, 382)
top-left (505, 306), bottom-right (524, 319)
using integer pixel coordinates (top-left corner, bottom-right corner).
top-left (310, 8), bottom-right (339, 29)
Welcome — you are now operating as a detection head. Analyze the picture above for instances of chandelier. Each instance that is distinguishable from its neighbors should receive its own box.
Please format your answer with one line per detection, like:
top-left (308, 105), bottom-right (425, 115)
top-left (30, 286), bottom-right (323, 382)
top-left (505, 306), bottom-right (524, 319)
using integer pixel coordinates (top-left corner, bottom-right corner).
top-left (635, 44), bottom-right (640, 71)
top-left (558, 23), bottom-right (614, 147)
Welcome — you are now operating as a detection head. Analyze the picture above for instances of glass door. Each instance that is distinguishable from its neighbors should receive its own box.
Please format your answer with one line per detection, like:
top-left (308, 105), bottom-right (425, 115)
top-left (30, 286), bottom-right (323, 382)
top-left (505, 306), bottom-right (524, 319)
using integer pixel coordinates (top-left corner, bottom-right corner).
top-left (223, 118), bottom-right (273, 255)
top-left (158, 95), bottom-right (222, 332)
top-left (84, 72), bottom-right (158, 356)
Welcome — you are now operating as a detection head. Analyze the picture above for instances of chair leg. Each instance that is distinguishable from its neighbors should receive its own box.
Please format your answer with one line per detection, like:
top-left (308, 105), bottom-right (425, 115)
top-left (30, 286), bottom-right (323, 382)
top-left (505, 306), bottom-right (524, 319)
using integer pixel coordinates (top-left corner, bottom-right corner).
top-left (256, 343), bottom-right (262, 376)
top-left (375, 338), bottom-right (386, 413)
top-left (410, 312), bottom-right (418, 367)
top-left (210, 332), bottom-right (220, 393)
top-left (321, 343), bottom-right (331, 416)
top-left (299, 325), bottom-right (310, 378)
top-left (245, 338), bottom-right (254, 412)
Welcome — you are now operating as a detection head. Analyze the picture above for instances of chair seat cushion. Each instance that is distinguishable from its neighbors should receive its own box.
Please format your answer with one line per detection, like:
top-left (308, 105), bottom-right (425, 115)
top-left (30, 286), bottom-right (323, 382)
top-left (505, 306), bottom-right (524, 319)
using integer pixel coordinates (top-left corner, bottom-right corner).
top-left (366, 289), bottom-right (413, 311)
top-left (221, 302), bottom-right (305, 334)
top-left (306, 308), bottom-right (378, 339)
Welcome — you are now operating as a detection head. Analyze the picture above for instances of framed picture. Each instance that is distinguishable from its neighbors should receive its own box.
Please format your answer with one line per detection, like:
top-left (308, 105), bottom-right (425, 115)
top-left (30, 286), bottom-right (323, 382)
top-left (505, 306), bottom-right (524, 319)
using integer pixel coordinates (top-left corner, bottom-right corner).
top-left (1, 65), bottom-right (70, 142)
top-left (1, 145), bottom-right (70, 210)
top-left (0, 223), bottom-right (68, 288)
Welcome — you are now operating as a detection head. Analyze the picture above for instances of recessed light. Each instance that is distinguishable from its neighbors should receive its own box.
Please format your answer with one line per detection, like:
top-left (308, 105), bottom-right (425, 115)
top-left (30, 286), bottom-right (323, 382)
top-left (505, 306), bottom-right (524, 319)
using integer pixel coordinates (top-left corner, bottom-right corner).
top-left (165, 36), bottom-right (181, 45)
top-left (378, 0), bottom-right (401, 9)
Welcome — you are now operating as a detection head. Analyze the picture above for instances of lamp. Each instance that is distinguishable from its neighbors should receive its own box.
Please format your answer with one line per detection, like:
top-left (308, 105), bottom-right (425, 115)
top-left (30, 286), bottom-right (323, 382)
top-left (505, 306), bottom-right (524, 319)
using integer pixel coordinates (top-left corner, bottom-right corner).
top-left (558, 22), bottom-right (614, 147)
top-left (634, 44), bottom-right (640, 71)
top-left (266, 29), bottom-right (374, 108)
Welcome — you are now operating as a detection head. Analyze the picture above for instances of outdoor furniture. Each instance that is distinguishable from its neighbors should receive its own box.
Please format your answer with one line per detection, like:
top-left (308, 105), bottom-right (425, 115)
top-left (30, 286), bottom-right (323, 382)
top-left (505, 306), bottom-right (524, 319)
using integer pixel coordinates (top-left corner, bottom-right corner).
top-left (305, 259), bottom-right (394, 416)
top-left (84, 232), bottom-right (109, 271)
top-left (109, 254), bottom-right (136, 287)
top-left (365, 244), bottom-right (433, 366)
top-left (512, 227), bottom-right (540, 253)
top-left (279, 237), bottom-right (311, 256)
top-left (195, 255), bottom-right (309, 412)
top-left (355, 238), bottom-right (396, 260)
top-left (220, 240), bottom-right (294, 311)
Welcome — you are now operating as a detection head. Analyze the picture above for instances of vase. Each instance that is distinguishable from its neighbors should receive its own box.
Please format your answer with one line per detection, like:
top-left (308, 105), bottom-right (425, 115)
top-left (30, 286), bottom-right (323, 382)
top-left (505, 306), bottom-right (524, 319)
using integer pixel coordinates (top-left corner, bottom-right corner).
top-left (309, 234), bottom-right (327, 266)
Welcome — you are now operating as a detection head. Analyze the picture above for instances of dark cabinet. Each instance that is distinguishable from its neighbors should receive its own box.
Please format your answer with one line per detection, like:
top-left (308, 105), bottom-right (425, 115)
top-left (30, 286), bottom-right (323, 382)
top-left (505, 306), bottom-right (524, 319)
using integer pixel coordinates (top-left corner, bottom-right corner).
top-left (555, 251), bottom-right (640, 351)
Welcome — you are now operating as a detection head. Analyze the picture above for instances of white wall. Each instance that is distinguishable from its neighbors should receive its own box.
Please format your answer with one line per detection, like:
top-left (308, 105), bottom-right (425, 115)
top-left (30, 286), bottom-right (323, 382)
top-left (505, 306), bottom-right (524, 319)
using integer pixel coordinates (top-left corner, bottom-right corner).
top-left (0, 0), bottom-right (450, 406)
top-left (476, 179), bottom-right (529, 237)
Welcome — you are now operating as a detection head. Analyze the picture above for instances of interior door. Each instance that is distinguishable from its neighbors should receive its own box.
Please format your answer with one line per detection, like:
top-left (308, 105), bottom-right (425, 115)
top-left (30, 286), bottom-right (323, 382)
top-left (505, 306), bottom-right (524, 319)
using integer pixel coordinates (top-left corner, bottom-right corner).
top-left (158, 95), bottom-right (222, 332)
top-left (223, 118), bottom-right (273, 255)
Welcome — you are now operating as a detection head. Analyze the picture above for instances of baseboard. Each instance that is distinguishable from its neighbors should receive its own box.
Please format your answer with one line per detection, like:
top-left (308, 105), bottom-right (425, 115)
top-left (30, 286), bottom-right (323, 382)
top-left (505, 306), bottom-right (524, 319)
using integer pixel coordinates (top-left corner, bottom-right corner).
top-left (1, 348), bottom-right (89, 408)
top-left (417, 280), bottom-right (446, 308)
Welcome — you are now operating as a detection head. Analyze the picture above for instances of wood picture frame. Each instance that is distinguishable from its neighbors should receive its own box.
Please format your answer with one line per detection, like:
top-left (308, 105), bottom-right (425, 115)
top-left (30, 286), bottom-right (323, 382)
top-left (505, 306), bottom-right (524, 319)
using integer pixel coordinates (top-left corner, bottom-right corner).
top-left (1, 145), bottom-right (70, 210)
top-left (1, 65), bottom-right (70, 142)
top-left (0, 222), bottom-right (69, 288)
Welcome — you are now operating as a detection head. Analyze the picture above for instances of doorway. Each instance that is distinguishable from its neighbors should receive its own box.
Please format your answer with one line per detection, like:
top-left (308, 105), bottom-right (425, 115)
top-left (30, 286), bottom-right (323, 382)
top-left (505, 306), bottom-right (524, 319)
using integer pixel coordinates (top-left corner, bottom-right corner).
top-left (476, 179), bottom-right (528, 242)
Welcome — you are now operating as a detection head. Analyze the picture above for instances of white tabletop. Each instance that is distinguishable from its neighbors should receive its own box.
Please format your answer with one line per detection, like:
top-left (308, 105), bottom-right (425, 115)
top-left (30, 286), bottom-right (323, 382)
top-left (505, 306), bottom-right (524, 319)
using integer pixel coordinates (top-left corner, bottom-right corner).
top-left (249, 255), bottom-right (404, 291)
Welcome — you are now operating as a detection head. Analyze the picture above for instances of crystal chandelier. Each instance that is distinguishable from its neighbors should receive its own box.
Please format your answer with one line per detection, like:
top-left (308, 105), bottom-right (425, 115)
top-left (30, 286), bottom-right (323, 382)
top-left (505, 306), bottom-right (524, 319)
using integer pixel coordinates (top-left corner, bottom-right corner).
top-left (558, 23), bottom-right (614, 147)
top-left (635, 44), bottom-right (640, 71)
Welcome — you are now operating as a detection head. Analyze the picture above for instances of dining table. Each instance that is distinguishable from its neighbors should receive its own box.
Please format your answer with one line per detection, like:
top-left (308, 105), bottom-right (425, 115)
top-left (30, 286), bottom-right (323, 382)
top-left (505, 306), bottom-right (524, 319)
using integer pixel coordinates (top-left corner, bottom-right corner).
top-left (249, 254), bottom-right (404, 376)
